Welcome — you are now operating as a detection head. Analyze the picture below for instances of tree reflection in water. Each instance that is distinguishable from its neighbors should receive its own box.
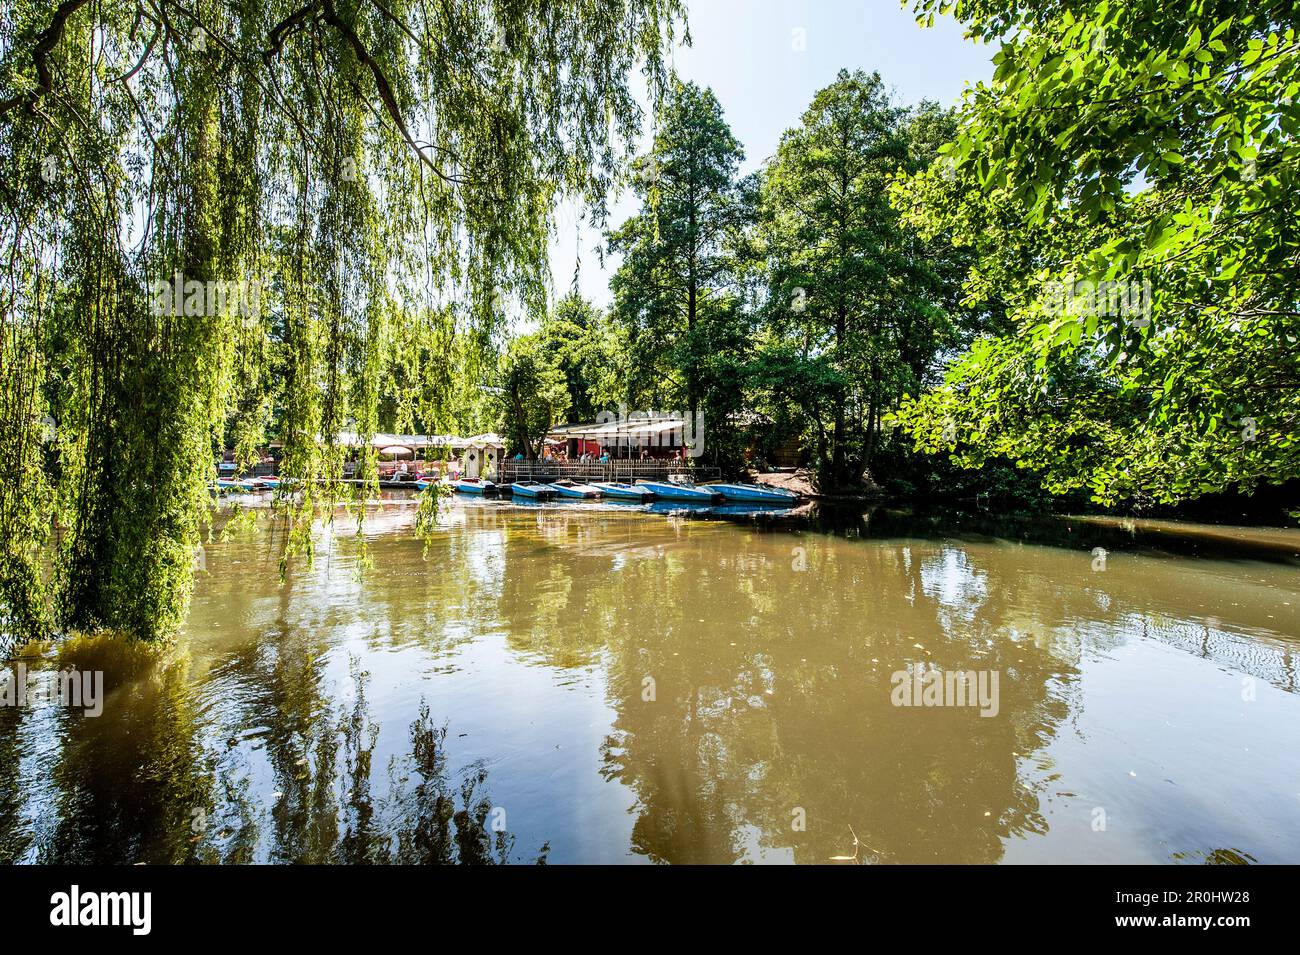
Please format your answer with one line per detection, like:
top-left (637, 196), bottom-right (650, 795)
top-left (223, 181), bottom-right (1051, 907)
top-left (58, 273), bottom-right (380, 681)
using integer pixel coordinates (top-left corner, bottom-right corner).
top-left (469, 505), bottom-right (1069, 863)
top-left (590, 524), bottom-right (1070, 864)
top-left (33, 636), bottom-right (218, 864)
top-left (0, 639), bottom-right (546, 864)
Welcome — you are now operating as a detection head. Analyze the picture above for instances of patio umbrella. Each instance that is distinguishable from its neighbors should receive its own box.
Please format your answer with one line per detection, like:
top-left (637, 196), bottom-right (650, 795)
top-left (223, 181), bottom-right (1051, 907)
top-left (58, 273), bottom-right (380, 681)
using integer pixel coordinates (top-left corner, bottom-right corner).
top-left (379, 445), bottom-right (413, 458)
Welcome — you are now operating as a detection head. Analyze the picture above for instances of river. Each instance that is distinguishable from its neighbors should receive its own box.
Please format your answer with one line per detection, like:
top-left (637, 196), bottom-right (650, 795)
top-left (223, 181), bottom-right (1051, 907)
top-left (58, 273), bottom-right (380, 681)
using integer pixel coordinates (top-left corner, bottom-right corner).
top-left (2, 493), bottom-right (1298, 864)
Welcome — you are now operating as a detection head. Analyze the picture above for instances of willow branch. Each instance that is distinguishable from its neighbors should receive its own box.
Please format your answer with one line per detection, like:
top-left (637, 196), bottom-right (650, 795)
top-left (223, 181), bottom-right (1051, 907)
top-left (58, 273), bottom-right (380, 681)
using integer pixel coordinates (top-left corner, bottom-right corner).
top-left (264, 1), bottom-right (321, 63)
top-left (320, 0), bottom-right (457, 185)
top-left (0, 0), bottom-right (95, 117)
top-left (110, 21), bottom-right (161, 84)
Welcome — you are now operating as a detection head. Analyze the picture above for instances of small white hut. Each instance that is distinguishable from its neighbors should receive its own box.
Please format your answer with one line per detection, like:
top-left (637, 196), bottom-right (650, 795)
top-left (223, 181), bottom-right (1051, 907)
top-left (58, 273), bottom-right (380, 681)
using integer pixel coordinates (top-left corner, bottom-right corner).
top-left (462, 433), bottom-right (505, 479)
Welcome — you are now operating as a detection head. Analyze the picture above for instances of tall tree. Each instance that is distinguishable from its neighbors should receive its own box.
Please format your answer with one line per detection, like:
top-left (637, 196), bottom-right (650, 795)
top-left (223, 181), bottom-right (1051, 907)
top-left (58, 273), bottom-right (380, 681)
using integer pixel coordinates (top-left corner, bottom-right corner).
top-left (607, 80), bottom-right (749, 440)
top-left (758, 70), bottom-right (958, 489)
top-left (537, 292), bottom-right (603, 423)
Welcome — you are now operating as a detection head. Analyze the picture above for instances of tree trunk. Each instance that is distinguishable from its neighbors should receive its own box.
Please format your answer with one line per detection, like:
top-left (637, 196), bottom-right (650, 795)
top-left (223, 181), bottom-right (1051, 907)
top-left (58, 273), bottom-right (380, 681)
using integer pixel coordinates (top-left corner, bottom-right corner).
top-left (831, 299), bottom-right (847, 489)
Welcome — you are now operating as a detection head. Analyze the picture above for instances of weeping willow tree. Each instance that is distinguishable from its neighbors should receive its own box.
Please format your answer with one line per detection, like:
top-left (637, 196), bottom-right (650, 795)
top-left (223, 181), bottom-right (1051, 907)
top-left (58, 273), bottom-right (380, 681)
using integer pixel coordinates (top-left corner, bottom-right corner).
top-left (0, 0), bottom-right (684, 649)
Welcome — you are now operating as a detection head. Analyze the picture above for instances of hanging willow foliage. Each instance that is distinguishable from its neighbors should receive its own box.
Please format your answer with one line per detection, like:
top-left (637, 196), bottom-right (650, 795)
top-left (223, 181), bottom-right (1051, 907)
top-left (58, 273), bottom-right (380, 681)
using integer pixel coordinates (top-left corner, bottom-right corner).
top-left (0, 0), bottom-right (684, 650)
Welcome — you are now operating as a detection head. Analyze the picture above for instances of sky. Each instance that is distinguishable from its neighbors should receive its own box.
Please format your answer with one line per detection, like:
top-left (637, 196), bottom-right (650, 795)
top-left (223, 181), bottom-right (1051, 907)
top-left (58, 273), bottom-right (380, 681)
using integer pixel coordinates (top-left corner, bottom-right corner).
top-left (545, 0), bottom-right (995, 310)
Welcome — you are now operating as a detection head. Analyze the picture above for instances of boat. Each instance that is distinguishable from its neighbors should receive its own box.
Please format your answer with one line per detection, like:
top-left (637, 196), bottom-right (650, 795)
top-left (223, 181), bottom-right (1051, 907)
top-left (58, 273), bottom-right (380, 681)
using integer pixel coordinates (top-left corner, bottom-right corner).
top-left (509, 480), bottom-right (555, 499)
top-left (634, 479), bottom-right (723, 503)
top-left (710, 482), bottom-right (799, 504)
top-left (216, 478), bottom-right (245, 493)
top-left (453, 478), bottom-right (494, 494)
top-left (546, 479), bottom-right (602, 499)
top-left (591, 481), bottom-right (655, 501)
top-left (238, 477), bottom-right (270, 492)
top-left (261, 476), bottom-right (281, 490)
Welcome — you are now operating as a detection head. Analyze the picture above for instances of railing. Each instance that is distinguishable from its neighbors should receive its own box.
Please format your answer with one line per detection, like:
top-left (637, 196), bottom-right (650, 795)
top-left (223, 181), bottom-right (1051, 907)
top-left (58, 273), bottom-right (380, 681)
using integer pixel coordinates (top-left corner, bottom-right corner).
top-left (497, 459), bottom-right (720, 484)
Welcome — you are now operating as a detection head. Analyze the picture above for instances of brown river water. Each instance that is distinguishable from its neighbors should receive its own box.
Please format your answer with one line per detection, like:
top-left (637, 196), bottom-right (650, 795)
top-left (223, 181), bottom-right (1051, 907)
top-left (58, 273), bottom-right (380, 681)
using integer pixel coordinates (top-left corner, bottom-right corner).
top-left (2, 493), bottom-right (1298, 864)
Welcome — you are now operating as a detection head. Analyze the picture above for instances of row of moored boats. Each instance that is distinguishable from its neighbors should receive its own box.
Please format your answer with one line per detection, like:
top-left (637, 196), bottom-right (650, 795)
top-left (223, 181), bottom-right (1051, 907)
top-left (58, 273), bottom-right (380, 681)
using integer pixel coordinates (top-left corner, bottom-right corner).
top-left (422, 477), bottom-right (799, 505)
top-left (215, 476), bottom-right (282, 493)
top-left (212, 474), bottom-right (800, 506)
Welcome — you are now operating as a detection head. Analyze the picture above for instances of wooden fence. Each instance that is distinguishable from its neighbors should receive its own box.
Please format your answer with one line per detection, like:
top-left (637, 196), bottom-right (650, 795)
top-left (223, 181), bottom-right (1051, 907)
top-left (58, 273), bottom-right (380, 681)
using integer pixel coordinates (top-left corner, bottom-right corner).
top-left (497, 459), bottom-right (720, 484)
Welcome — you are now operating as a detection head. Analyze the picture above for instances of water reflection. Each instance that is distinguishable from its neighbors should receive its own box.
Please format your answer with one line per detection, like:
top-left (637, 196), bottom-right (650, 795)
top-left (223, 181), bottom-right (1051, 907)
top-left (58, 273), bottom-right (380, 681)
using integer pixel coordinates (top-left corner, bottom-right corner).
top-left (33, 637), bottom-right (215, 864)
top-left (591, 528), bottom-right (1069, 863)
top-left (2, 498), bottom-right (1298, 864)
top-left (1, 634), bottom-right (542, 864)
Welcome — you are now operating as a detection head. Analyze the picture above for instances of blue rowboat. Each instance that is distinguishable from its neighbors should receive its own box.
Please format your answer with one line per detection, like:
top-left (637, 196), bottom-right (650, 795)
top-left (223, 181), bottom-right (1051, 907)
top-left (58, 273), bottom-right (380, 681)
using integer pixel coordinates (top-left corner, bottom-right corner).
top-left (238, 477), bottom-right (270, 492)
top-left (216, 478), bottom-right (245, 493)
top-left (547, 479), bottom-right (602, 499)
top-left (711, 482), bottom-right (799, 504)
top-left (634, 479), bottom-right (723, 503)
top-left (509, 481), bottom-right (554, 499)
top-left (453, 478), bottom-right (494, 494)
top-left (261, 476), bottom-right (281, 490)
top-left (591, 481), bottom-right (654, 501)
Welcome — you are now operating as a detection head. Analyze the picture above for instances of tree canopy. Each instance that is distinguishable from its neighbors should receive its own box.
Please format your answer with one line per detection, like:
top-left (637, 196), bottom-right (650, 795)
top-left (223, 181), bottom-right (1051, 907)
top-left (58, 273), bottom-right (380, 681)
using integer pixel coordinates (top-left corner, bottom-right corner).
top-left (894, 0), bottom-right (1300, 505)
top-left (494, 334), bottom-right (569, 461)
